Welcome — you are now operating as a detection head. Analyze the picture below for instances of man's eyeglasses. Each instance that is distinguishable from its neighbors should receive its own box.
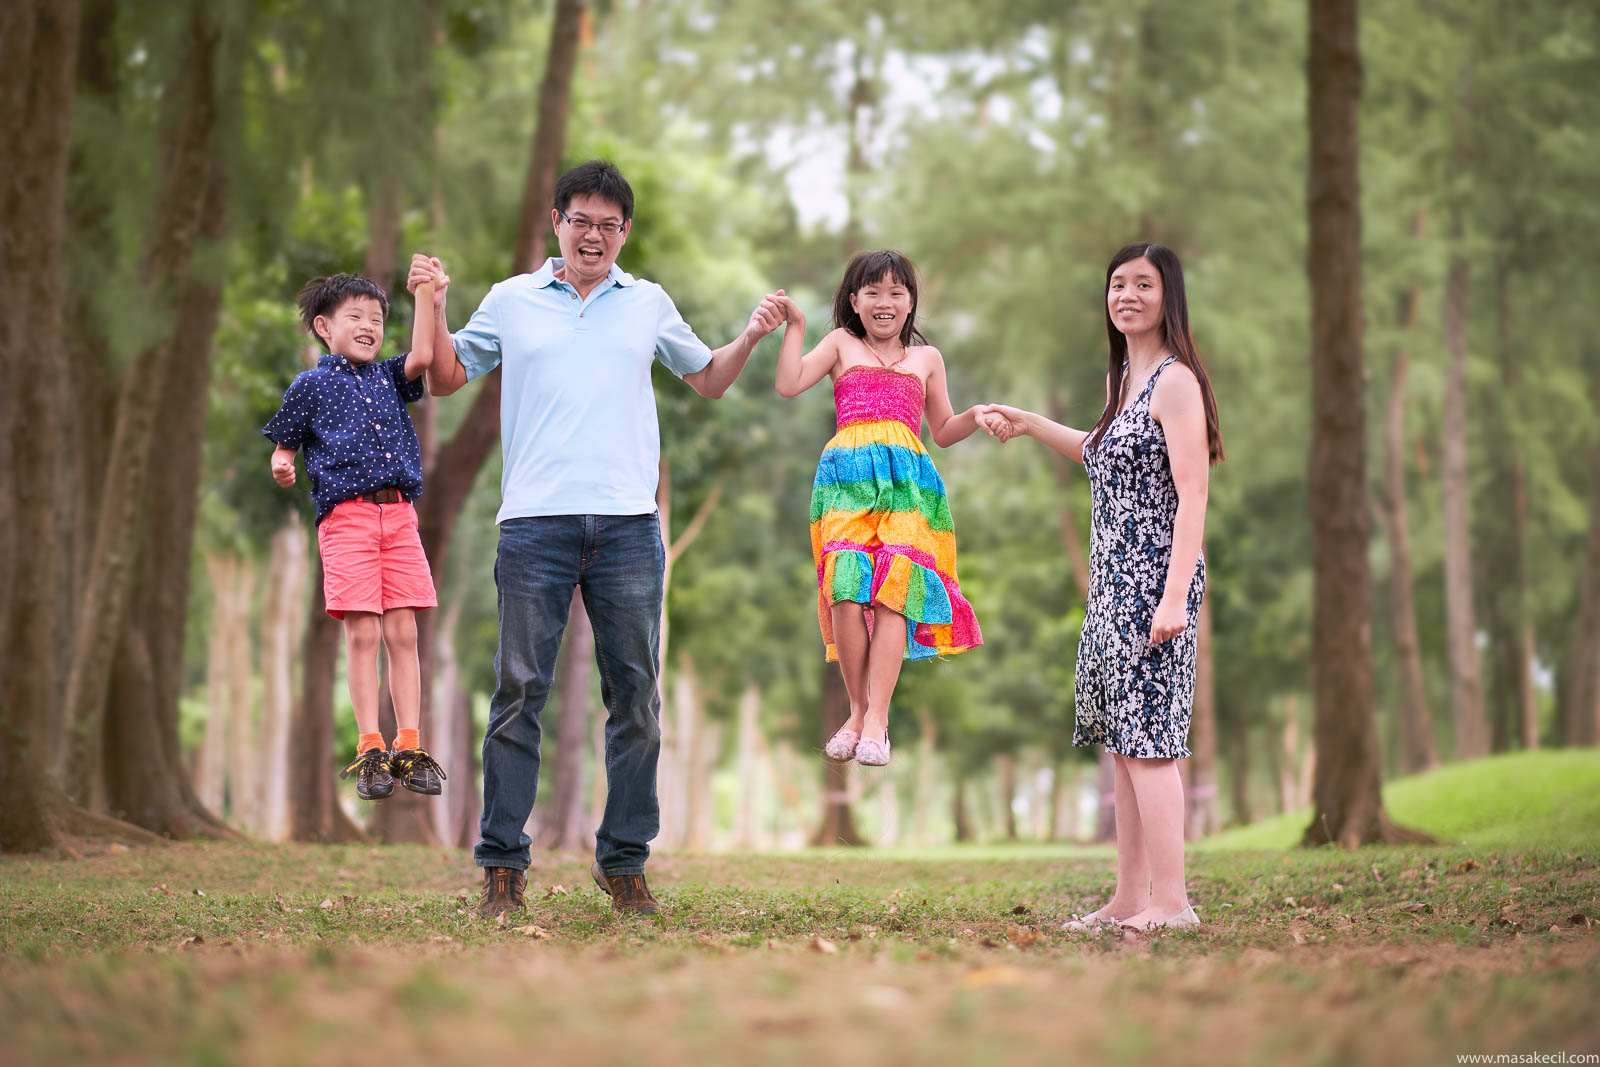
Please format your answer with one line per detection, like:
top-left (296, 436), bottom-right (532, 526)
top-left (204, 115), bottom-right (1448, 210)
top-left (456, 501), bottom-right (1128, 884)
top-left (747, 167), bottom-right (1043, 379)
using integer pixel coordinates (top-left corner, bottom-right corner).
top-left (558, 210), bottom-right (627, 238)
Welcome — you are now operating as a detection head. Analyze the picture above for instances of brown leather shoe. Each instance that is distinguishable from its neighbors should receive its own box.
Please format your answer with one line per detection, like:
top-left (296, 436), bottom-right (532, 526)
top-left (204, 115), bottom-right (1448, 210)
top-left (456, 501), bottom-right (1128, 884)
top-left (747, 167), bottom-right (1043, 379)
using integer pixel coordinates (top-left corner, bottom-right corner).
top-left (590, 862), bottom-right (663, 916)
top-left (477, 866), bottom-right (527, 919)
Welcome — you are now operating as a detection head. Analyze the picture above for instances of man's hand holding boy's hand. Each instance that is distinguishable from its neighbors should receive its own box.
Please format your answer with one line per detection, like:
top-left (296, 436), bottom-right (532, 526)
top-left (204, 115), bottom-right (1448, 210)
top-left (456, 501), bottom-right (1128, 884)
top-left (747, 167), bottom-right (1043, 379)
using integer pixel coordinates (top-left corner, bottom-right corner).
top-left (271, 447), bottom-right (296, 487)
top-left (406, 254), bottom-right (449, 310)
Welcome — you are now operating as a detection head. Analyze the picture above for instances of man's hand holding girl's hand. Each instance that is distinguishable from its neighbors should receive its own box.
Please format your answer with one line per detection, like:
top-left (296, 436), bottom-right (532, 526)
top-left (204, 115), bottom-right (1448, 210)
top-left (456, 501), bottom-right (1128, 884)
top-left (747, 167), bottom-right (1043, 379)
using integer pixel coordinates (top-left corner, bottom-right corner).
top-left (745, 290), bottom-right (787, 342)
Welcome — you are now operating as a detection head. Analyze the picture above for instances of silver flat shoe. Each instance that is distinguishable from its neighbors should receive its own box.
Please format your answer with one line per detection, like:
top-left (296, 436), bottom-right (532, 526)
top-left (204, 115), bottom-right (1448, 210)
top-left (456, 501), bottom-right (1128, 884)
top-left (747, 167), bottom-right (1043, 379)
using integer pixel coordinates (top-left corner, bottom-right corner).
top-left (1061, 908), bottom-right (1119, 932)
top-left (855, 735), bottom-right (891, 767)
top-left (823, 726), bottom-right (860, 763)
top-left (1119, 904), bottom-right (1201, 931)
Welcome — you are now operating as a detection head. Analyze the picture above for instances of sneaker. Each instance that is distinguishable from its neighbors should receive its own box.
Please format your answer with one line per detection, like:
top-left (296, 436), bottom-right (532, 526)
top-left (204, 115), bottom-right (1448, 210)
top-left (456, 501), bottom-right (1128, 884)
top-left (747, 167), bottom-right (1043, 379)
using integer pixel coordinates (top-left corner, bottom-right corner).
top-left (590, 862), bottom-right (663, 916)
top-left (339, 748), bottom-right (394, 801)
top-left (389, 748), bottom-right (446, 795)
top-left (478, 866), bottom-right (527, 919)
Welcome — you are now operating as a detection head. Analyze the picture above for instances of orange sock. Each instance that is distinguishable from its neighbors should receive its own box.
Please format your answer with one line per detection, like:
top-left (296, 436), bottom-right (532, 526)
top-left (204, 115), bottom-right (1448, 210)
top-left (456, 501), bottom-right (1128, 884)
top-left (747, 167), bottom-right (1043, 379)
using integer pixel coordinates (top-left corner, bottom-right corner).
top-left (357, 732), bottom-right (385, 755)
top-left (395, 728), bottom-right (420, 752)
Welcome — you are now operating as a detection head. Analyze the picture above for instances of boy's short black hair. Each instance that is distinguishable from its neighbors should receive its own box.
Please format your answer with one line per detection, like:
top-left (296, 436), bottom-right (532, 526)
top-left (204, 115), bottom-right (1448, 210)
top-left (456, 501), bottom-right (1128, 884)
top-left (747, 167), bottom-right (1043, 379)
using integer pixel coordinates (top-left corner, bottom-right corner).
top-left (553, 159), bottom-right (634, 221)
top-left (297, 274), bottom-right (389, 350)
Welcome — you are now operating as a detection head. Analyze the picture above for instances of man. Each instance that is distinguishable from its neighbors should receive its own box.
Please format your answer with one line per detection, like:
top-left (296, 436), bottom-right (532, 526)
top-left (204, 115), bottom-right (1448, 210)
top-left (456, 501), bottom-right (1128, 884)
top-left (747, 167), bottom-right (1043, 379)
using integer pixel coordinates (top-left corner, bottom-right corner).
top-left (407, 159), bottom-right (784, 917)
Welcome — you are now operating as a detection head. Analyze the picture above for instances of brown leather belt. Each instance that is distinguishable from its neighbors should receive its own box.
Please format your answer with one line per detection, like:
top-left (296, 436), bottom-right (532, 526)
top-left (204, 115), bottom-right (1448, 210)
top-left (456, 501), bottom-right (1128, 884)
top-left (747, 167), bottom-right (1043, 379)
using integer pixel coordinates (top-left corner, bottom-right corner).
top-left (354, 487), bottom-right (403, 504)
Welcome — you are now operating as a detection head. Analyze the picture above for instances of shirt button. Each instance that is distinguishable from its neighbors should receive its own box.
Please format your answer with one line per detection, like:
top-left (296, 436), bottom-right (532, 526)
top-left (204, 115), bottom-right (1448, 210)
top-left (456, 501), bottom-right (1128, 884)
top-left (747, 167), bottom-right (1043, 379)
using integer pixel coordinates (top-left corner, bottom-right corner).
top-left (385, 452), bottom-right (392, 459)
top-left (569, 293), bottom-right (578, 300)
top-left (366, 397), bottom-right (373, 403)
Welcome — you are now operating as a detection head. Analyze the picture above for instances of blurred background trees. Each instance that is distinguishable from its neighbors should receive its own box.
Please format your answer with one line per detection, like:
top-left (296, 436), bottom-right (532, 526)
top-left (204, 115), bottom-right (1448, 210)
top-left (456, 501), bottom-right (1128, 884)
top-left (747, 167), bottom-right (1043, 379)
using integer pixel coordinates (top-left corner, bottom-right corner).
top-left (3, 0), bottom-right (1597, 854)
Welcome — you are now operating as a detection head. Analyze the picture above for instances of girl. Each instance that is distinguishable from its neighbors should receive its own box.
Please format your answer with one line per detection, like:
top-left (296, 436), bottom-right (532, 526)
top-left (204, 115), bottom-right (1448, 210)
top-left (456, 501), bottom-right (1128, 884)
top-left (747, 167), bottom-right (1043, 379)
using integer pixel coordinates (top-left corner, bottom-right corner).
top-left (982, 243), bottom-right (1222, 930)
top-left (775, 250), bottom-right (996, 767)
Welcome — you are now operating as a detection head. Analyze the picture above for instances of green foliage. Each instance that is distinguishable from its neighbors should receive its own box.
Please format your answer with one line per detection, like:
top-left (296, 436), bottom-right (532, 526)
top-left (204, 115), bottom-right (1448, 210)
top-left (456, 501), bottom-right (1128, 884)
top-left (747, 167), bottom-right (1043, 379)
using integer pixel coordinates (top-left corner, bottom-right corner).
top-left (119, 0), bottom-right (1600, 828)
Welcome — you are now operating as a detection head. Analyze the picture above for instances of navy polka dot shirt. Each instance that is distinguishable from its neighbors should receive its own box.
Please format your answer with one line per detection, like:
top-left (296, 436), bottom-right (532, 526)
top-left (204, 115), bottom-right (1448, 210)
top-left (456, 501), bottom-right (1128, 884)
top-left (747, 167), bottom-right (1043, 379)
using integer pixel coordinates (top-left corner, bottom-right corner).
top-left (262, 352), bottom-right (426, 524)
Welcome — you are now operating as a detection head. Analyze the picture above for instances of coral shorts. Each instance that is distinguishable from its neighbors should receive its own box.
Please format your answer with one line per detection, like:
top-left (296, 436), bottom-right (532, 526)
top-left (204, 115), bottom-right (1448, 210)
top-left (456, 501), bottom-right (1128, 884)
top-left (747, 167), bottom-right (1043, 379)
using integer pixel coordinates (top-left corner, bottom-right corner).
top-left (317, 499), bottom-right (437, 620)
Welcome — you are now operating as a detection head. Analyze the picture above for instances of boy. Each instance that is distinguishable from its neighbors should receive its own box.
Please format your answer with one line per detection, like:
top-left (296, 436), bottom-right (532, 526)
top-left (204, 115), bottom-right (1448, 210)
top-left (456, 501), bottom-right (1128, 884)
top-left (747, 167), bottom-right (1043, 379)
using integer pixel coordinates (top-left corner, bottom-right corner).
top-left (263, 271), bottom-right (448, 801)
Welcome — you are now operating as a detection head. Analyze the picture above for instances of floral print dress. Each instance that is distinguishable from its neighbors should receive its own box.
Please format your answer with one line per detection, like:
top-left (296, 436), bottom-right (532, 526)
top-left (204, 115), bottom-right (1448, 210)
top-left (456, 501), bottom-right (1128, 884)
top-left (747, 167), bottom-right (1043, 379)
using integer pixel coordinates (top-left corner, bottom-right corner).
top-left (1075, 356), bottom-right (1205, 759)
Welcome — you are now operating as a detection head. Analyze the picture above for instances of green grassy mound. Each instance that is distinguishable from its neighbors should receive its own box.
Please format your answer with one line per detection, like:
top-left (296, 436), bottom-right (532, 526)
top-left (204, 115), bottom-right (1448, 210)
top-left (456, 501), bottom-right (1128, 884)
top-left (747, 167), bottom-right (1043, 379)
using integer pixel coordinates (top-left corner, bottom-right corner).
top-left (1197, 748), bottom-right (1600, 852)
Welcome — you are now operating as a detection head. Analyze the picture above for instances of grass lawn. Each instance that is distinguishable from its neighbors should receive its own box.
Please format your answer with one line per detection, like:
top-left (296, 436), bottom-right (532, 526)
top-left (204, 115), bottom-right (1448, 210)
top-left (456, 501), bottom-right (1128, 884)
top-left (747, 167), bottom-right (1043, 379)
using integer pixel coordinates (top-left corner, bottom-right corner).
top-left (3, 752), bottom-right (1598, 1066)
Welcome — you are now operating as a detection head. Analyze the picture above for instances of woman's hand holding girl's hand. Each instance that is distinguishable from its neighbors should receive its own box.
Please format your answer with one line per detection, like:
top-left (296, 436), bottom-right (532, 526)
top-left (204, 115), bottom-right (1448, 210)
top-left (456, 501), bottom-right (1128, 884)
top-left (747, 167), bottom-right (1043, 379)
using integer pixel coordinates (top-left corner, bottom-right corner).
top-left (976, 403), bottom-right (1025, 442)
top-left (1148, 596), bottom-right (1188, 645)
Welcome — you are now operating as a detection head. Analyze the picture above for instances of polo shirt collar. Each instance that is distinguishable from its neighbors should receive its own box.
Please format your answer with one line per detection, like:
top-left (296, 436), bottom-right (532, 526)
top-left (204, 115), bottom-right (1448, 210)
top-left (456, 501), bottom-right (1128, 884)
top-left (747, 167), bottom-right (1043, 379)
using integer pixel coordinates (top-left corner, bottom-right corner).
top-left (534, 257), bottom-right (636, 290)
top-left (317, 353), bottom-right (375, 374)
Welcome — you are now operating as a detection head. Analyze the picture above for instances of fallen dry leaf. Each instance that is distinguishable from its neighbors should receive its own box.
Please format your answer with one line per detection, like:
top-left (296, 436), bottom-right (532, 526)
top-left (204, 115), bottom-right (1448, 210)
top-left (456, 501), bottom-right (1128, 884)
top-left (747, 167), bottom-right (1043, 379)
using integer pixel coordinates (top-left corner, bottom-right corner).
top-left (1005, 925), bottom-right (1044, 948)
top-left (318, 899), bottom-right (335, 911)
top-left (962, 965), bottom-right (1026, 990)
top-left (546, 885), bottom-right (569, 898)
top-left (515, 925), bottom-right (551, 939)
top-left (808, 937), bottom-right (837, 955)
top-left (1455, 859), bottom-right (1481, 874)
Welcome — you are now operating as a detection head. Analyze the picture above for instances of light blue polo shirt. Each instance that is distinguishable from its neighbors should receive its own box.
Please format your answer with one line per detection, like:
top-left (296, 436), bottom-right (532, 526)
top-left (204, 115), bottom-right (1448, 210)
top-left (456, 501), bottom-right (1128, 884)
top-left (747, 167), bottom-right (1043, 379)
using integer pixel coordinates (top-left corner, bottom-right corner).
top-left (453, 258), bottom-right (714, 522)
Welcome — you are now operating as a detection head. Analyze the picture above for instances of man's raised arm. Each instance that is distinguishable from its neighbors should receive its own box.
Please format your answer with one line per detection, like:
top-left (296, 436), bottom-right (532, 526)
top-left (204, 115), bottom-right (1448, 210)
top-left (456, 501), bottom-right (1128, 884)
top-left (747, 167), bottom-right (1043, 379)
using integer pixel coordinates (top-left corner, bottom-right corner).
top-left (406, 253), bottom-right (467, 397)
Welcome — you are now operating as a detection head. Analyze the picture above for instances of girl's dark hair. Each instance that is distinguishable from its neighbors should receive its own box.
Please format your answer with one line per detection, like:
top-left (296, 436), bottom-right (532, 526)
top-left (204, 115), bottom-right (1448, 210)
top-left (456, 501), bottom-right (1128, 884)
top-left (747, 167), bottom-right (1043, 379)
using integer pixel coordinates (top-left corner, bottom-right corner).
top-left (832, 250), bottom-right (928, 348)
top-left (553, 159), bottom-right (635, 221)
top-left (1087, 242), bottom-right (1224, 465)
top-left (297, 273), bottom-right (388, 350)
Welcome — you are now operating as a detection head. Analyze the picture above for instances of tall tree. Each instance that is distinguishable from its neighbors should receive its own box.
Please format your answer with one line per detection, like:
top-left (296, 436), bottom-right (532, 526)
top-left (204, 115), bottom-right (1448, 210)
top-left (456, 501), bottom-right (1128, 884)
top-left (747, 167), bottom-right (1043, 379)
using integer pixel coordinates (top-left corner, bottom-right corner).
top-left (1439, 56), bottom-right (1489, 761)
top-left (1380, 208), bottom-right (1439, 774)
top-left (1302, 0), bottom-right (1425, 847)
top-left (62, 0), bottom-right (237, 809)
top-left (0, 0), bottom-right (82, 852)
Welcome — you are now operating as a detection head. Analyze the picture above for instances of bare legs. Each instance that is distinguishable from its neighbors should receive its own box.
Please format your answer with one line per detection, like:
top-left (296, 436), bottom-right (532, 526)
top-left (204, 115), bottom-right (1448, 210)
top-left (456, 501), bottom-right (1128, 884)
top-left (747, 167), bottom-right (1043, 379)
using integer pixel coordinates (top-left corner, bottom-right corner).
top-left (381, 607), bottom-right (421, 734)
top-left (342, 607), bottom-right (421, 739)
top-left (828, 602), bottom-right (908, 746)
top-left (1075, 753), bottom-right (1191, 926)
top-left (1118, 755), bottom-right (1190, 925)
top-left (343, 612), bottom-right (383, 737)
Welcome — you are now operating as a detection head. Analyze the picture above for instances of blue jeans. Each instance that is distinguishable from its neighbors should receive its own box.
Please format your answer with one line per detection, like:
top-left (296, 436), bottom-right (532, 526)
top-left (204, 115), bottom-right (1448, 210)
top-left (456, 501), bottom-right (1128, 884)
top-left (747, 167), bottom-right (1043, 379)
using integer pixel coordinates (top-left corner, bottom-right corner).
top-left (475, 514), bottom-right (665, 874)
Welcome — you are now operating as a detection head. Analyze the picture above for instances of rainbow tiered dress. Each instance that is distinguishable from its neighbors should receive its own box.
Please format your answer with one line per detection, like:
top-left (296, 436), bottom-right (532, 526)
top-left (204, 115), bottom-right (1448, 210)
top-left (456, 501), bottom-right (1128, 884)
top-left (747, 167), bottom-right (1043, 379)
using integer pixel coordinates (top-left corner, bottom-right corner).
top-left (809, 365), bottom-right (982, 661)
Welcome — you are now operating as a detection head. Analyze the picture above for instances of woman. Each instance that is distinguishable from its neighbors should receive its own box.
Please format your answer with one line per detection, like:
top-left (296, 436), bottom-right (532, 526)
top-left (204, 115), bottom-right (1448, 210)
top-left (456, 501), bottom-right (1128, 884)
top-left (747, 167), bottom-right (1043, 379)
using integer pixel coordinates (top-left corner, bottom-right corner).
top-left (982, 242), bottom-right (1223, 930)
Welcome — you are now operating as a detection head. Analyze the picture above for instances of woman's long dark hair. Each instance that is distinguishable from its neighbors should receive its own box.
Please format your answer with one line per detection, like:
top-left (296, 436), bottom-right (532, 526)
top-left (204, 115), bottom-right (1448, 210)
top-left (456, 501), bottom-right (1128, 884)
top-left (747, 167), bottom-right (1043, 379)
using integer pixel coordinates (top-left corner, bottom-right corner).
top-left (1086, 242), bottom-right (1224, 465)
top-left (832, 249), bottom-right (929, 348)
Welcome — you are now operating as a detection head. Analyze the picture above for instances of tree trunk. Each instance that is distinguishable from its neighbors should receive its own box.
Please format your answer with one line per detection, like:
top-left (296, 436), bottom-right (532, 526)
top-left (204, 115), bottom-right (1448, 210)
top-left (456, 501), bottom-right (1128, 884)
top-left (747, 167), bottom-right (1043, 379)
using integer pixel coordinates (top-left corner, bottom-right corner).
top-left (63, 0), bottom-right (230, 806)
top-left (687, 717), bottom-right (720, 852)
top-left (1440, 55), bottom-right (1488, 760)
top-left (0, 0), bottom-right (82, 853)
top-left (1229, 712), bottom-right (1253, 826)
top-left (732, 683), bottom-right (761, 850)
top-left (289, 558), bottom-right (366, 843)
top-left (226, 559), bottom-right (258, 833)
top-left (197, 553), bottom-right (238, 814)
top-left (1302, 0), bottom-right (1428, 848)
top-left (428, 597), bottom-right (473, 846)
top-left (811, 667), bottom-right (867, 846)
top-left (1186, 597), bottom-right (1220, 838)
top-left (538, 591), bottom-right (593, 851)
top-left (1094, 748), bottom-right (1116, 841)
top-left (997, 754), bottom-right (1018, 841)
top-left (952, 775), bottom-right (973, 843)
top-left (1381, 208), bottom-right (1439, 774)
top-left (912, 707), bottom-right (938, 845)
top-left (1442, 235), bottom-right (1487, 760)
top-left (1564, 421), bottom-right (1600, 748)
top-left (259, 521), bottom-right (308, 840)
top-left (1487, 257), bottom-right (1537, 751)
